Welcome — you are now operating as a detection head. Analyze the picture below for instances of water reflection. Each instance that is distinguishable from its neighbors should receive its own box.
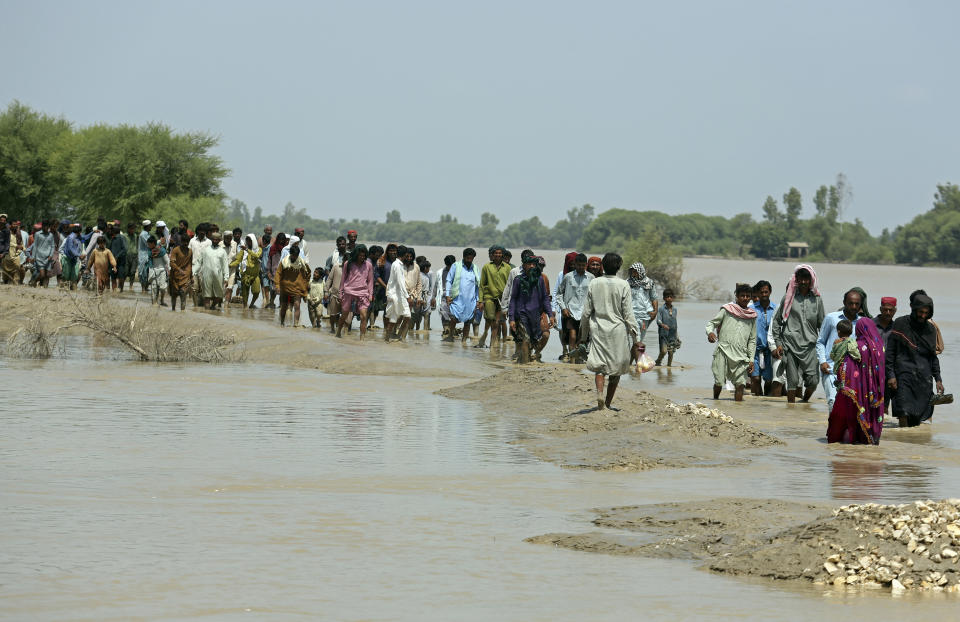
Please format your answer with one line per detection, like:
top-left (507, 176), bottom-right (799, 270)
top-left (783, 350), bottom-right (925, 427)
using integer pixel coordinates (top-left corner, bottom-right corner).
top-left (829, 459), bottom-right (938, 503)
top-left (648, 366), bottom-right (679, 385)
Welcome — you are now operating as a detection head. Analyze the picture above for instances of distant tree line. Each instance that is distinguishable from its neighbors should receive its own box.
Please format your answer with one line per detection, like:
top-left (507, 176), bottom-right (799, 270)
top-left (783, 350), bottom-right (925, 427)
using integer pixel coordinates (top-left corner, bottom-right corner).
top-left (3, 102), bottom-right (957, 266)
top-left (0, 101), bottom-right (227, 227)
top-left (223, 199), bottom-right (596, 249)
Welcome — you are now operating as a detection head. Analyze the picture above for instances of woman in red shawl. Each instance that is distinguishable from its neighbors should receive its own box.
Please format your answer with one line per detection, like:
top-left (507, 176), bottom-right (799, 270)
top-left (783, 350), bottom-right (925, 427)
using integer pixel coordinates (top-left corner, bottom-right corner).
top-left (827, 317), bottom-right (885, 444)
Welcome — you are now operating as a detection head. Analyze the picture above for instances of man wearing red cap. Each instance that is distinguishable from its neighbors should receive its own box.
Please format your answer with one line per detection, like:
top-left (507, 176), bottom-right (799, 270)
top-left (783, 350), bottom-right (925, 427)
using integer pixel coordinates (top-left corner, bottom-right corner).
top-left (346, 229), bottom-right (358, 254)
top-left (876, 297), bottom-right (897, 346)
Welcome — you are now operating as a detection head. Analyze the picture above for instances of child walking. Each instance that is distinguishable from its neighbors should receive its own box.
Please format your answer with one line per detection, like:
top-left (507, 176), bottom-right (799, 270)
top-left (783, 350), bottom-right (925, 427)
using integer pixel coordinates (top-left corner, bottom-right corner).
top-left (85, 236), bottom-right (116, 295)
top-left (655, 288), bottom-right (679, 366)
top-left (706, 283), bottom-right (757, 401)
top-left (307, 267), bottom-right (326, 328)
top-left (144, 235), bottom-right (169, 306)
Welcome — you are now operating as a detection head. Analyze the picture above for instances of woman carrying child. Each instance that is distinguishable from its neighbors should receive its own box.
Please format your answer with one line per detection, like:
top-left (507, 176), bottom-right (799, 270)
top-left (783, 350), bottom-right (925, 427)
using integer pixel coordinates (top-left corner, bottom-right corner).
top-left (827, 318), bottom-right (885, 444)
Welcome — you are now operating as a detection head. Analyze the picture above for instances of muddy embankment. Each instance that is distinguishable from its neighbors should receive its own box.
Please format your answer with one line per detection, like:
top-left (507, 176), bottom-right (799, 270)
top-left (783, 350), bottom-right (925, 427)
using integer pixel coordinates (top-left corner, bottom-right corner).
top-left (0, 287), bottom-right (488, 377)
top-left (528, 498), bottom-right (960, 593)
top-left (437, 365), bottom-right (781, 471)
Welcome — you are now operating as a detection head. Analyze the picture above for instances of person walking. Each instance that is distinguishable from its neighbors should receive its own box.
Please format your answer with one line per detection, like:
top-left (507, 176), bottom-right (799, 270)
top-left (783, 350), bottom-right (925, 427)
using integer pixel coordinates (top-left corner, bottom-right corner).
top-left (827, 318), bottom-right (886, 444)
top-left (772, 265), bottom-right (825, 403)
top-left (886, 293), bottom-right (948, 427)
top-left (578, 253), bottom-right (642, 411)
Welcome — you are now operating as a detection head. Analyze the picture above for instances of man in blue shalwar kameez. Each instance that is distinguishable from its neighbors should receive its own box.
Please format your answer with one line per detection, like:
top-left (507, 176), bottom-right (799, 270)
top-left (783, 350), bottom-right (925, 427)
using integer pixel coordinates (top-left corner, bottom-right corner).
top-left (444, 247), bottom-right (481, 343)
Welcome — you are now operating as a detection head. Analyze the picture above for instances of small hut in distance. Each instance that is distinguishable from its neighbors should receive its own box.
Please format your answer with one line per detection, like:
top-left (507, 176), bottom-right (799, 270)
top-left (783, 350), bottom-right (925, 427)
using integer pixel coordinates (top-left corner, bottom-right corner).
top-left (787, 242), bottom-right (809, 258)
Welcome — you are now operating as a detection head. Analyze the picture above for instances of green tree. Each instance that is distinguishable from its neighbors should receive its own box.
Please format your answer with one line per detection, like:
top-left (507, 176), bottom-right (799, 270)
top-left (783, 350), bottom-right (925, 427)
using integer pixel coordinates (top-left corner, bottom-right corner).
top-left (480, 212), bottom-right (499, 228)
top-left (783, 187), bottom-right (803, 228)
top-left (551, 204), bottom-right (595, 247)
top-left (761, 196), bottom-right (783, 225)
top-left (385, 209), bottom-right (402, 223)
top-left (623, 227), bottom-right (683, 294)
top-left (503, 216), bottom-right (549, 247)
top-left (0, 101), bottom-right (73, 224)
top-left (154, 195), bottom-right (227, 228)
top-left (473, 212), bottom-right (501, 245)
top-left (61, 122), bottom-right (227, 223)
top-left (226, 198), bottom-right (250, 229)
top-left (749, 223), bottom-right (788, 258)
top-left (730, 212), bottom-right (755, 255)
top-left (813, 185), bottom-right (829, 217)
top-left (894, 183), bottom-right (960, 264)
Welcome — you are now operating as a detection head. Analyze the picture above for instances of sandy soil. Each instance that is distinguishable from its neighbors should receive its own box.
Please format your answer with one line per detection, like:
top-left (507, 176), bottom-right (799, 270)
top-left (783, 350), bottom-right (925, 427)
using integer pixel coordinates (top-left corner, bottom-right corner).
top-left (529, 498), bottom-right (960, 592)
top-left (437, 365), bottom-right (781, 471)
top-left (0, 286), bottom-right (488, 378)
top-left (527, 498), bottom-right (830, 560)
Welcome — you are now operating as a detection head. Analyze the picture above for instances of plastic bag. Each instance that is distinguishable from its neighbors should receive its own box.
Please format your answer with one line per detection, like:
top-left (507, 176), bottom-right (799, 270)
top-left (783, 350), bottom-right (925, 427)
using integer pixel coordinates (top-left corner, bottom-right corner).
top-left (637, 352), bottom-right (656, 373)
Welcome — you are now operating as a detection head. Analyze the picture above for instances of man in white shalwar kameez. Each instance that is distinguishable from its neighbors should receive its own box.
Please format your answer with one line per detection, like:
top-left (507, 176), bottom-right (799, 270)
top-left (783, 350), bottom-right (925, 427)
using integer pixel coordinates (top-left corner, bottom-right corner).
top-left (385, 247), bottom-right (420, 341)
top-left (189, 224), bottom-right (212, 306)
top-left (579, 253), bottom-right (642, 411)
top-left (198, 231), bottom-right (230, 310)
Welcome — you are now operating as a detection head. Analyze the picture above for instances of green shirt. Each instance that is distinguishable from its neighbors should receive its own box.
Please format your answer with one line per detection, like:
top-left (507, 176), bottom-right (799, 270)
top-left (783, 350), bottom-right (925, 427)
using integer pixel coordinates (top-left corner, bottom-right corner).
top-left (706, 308), bottom-right (757, 363)
top-left (480, 261), bottom-right (511, 302)
top-left (772, 292), bottom-right (825, 354)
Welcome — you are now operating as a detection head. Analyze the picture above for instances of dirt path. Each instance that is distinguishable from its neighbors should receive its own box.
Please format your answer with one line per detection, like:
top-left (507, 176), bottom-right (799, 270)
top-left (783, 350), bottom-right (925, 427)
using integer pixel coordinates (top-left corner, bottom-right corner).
top-left (437, 365), bottom-right (781, 471)
top-left (0, 286), bottom-right (489, 378)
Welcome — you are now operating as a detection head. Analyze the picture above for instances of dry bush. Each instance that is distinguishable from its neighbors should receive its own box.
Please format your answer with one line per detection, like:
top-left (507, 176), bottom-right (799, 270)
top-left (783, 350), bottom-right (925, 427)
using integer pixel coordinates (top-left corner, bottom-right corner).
top-left (683, 276), bottom-right (732, 302)
top-left (66, 296), bottom-right (243, 363)
top-left (5, 310), bottom-right (61, 358)
top-left (151, 327), bottom-right (244, 363)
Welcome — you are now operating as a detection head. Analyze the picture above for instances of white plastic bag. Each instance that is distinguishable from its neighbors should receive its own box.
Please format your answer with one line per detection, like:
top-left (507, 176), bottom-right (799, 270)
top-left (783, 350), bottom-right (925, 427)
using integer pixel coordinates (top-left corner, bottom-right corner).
top-left (637, 352), bottom-right (655, 373)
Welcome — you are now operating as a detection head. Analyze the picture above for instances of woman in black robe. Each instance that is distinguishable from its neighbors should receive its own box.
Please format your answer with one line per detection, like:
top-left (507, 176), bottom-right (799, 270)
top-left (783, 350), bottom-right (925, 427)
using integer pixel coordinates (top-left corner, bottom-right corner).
top-left (886, 294), bottom-right (945, 427)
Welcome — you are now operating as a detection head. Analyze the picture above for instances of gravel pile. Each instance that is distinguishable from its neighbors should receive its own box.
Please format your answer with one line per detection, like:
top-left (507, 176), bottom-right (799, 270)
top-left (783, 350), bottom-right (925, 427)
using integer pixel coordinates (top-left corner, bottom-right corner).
top-left (810, 499), bottom-right (960, 592)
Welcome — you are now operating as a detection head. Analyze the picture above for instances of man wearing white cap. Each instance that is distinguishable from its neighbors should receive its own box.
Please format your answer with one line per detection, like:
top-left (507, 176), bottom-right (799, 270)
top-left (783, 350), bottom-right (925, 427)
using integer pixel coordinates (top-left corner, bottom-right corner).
top-left (280, 235), bottom-right (302, 263)
top-left (155, 221), bottom-right (169, 250)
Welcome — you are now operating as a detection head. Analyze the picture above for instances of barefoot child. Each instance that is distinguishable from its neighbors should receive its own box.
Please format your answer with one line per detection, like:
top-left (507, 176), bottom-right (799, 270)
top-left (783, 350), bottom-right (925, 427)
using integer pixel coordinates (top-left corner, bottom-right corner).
top-left (168, 234), bottom-right (192, 312)
top-left (829, 318), bottom-right (859, 383)
top-left (655, 288), bottom-right (679, 366)
top-left (307, 267), bottom-right (326, 328)
top-left (85, 236), bottom-right (116, 295)
top-left (144, 236), bottom-right (169, 306)
top-left (706, 283), bottom-right (757, 401)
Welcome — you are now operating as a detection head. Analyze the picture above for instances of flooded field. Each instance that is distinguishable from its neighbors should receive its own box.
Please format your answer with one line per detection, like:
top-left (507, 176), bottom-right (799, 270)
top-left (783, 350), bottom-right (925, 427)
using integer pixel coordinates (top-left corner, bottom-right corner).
top-left (1, 257), bottom-right (957, 620)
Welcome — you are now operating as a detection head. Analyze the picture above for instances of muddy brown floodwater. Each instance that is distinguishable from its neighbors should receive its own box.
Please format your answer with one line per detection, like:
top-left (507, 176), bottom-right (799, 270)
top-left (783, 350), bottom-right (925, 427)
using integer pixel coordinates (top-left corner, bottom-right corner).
top-left (1, 257), bottom-right (958, 619)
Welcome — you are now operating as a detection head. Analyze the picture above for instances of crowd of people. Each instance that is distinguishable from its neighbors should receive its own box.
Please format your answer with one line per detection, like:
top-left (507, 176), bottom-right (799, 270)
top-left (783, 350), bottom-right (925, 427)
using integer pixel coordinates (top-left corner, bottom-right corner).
top-left (0, 214), bottom-right (950, 443)
top-left (705, 264), bottom-right (950, 444)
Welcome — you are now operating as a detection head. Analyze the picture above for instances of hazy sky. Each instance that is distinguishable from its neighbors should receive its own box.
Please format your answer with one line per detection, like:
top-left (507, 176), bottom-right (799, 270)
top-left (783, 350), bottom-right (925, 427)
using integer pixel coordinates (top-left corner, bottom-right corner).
top-left (3, 1), bottom-right (958, 232)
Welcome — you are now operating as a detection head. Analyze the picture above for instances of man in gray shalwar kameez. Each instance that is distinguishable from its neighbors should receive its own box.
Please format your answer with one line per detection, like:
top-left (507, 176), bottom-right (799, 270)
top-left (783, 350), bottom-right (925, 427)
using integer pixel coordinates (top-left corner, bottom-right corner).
top-left (579, 253), bottom-right (643, 411)
top-left (772, 265), bottom-right (825, 403)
